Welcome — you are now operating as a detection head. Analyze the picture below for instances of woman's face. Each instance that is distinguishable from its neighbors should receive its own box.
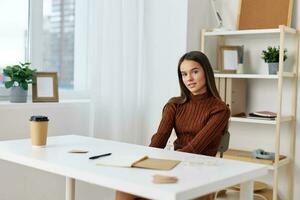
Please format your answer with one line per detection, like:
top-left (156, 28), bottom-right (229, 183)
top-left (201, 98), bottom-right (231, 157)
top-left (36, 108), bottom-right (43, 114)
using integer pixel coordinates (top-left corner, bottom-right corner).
top-left (180, 59), bottom-right (206, 95)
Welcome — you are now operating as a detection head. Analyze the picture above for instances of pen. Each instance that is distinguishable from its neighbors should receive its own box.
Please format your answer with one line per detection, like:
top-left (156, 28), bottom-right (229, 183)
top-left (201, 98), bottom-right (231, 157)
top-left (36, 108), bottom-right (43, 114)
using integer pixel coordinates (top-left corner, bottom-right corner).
top-left (89, 153), bottom-right (112, 160)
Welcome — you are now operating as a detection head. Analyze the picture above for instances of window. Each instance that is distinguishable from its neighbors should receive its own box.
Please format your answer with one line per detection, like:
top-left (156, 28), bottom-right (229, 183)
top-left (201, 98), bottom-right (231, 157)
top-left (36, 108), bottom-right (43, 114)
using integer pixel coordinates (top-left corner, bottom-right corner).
top-left (43, 0), bottom-right (75, 89)
top-left (0, 0), bottom-right (29, 87)
top-left (1, 0), bottom-right (89, 99)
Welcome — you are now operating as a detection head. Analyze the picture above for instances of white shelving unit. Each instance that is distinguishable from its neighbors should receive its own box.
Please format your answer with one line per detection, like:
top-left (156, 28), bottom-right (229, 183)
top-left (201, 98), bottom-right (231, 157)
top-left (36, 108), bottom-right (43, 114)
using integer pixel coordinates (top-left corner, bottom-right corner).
top-left (201, 25), bottom-right (299, 200)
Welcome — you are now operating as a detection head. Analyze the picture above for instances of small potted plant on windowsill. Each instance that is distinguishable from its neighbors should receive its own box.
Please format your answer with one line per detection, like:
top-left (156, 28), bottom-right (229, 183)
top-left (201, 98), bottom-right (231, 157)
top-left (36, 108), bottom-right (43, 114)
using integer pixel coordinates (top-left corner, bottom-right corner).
top-left (261, 46), bottom-right (287, 75)
top-left (3, 62), bottom-right (36, 103)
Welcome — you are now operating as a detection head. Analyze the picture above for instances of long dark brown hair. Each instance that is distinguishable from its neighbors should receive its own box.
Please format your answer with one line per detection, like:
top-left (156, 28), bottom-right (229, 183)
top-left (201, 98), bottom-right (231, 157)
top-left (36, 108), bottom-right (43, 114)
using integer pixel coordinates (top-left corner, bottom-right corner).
top-left (169, 51), bottom-right (220, 104)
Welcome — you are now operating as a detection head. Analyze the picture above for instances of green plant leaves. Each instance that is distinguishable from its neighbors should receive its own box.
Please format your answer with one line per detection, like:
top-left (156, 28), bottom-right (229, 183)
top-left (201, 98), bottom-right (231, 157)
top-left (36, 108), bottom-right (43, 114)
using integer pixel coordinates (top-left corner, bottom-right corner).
top-left (261, 46), bottom-right (287, 63)
top-left (4, 80), bottom-right (14, 89)
top-left (2, 62), bottom-right (36, 90)
top-left (3, 66), bottom-right (13, 77)
top-left (20, 81), bottom-right (28, 90)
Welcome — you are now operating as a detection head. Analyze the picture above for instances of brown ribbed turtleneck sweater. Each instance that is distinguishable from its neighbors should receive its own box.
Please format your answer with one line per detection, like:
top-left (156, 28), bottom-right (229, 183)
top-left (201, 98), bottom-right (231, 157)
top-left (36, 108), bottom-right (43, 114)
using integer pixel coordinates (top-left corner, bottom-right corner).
top-left (149, 92), bottom-right (230, 156)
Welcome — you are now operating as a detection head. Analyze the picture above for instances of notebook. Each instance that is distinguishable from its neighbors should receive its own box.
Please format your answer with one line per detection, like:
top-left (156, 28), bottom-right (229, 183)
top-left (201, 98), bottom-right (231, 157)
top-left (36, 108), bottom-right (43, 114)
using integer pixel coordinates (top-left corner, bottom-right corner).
top-left (96, 154), bottom-right (180, 170)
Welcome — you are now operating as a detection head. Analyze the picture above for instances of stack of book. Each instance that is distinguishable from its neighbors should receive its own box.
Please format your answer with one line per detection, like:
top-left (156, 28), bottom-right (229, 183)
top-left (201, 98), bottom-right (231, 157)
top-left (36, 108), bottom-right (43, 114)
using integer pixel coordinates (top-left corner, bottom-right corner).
top-left (248, 111), bottom-right (277, 120)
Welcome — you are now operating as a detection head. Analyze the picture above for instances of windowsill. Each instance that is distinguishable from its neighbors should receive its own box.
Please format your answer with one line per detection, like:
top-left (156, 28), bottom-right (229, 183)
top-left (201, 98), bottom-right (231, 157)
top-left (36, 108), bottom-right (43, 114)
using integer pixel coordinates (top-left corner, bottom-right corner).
top-left (0, 87), bottom-right (91, 102)
top-left (0, 99), bottom-right (91, 107)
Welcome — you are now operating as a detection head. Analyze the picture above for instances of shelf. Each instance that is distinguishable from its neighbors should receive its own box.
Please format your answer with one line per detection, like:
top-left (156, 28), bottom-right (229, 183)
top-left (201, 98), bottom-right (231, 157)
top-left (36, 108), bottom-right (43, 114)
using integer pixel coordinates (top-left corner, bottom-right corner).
top-left (214, 73), bottom-right (295, 79)
top-left (204, 27), bottom-right (296, 36)
top-left (227, 186), bottom-right (281, 199)
top-left (231, 117), bottom-right (276, 125)
top-left (203, 24), bottom-right (298, 200)
top-left (231, 116), bottom-right (293, 124)
top-left (218, 149), bottom-right (288, 170)
top-left (280, 116), bottom-right (294, 123)
top-left (230, 116), bottom-right (292, 125)
top-left (0, 99), bottom-right (91, 108)
top-left (205, 28), bottom-right (280, 36)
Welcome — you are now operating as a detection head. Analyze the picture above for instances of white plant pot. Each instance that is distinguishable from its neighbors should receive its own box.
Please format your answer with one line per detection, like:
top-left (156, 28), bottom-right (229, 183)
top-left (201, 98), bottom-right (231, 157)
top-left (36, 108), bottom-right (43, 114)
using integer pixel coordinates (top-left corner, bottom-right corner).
top-left (10, 86), bottom-right (28, 103)
top-left (268, 62), bottom-right (279, 75)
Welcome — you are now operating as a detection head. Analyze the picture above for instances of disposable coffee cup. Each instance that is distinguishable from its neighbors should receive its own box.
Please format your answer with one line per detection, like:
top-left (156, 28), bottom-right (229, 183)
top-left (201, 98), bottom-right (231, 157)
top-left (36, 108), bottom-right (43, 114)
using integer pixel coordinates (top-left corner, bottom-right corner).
top-left (30, 116), bottom-right (49, 147)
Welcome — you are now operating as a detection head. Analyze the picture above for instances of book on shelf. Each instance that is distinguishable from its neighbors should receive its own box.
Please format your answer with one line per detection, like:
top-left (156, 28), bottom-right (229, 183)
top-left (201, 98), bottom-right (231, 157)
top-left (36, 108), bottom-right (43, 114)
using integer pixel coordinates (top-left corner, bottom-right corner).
top-left (249, 111), bottom-right (277, 119)
top-left (96, 154), bottom-right (180, 170)
top-left (247, 115), bottom-right (276, 121)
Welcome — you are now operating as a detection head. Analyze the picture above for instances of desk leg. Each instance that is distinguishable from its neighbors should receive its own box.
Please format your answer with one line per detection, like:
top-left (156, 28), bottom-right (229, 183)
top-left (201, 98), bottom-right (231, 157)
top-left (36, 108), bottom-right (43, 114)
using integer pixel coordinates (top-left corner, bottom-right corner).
top-left (240, 180), bottom-right (253, 200)
top-left (66, 177), bottom-right (75, 200)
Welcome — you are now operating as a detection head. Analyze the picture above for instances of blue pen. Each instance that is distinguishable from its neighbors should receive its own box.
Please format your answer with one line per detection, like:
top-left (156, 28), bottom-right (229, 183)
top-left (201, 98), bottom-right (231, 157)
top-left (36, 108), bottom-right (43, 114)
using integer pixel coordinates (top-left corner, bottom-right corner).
top-left (89, 153), bottom-right (112, 160)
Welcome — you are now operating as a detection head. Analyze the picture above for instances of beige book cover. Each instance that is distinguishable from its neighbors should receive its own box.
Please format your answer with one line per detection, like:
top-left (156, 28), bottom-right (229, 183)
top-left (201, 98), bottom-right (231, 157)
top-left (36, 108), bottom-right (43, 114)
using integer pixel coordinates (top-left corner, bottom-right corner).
top-left (96, 154), bottom-right (180, 170)
top-left (133, 158), bottom-right (180, 170)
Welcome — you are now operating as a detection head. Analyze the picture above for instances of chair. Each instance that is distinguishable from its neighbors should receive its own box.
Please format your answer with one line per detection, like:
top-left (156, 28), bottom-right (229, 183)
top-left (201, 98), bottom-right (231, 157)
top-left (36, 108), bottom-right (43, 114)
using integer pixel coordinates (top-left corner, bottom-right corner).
top-left (218, 126), bottom-right (230, 158)
top-left (214, 127), bottom-right (230, 200)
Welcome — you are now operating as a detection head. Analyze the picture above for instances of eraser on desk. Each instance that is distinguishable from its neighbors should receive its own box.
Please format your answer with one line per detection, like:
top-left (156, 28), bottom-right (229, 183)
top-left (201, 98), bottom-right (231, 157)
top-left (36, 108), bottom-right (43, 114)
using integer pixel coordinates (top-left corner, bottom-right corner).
top-left (152, 174), bottom-right (178, 184)
top-left (68, 149), bottom-right (89, 153)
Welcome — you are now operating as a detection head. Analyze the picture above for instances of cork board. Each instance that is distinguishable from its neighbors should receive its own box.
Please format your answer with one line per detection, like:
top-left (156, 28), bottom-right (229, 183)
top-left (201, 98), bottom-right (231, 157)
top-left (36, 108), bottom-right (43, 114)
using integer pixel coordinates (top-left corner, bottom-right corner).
top-left (237, 0), bottom-right (293, 30)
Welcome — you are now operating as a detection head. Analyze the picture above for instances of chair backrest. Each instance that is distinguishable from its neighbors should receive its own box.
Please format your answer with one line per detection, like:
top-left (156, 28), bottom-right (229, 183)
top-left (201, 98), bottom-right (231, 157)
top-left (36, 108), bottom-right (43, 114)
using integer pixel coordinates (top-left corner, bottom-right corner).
top-left (218, 126), bottom-right (230, 158)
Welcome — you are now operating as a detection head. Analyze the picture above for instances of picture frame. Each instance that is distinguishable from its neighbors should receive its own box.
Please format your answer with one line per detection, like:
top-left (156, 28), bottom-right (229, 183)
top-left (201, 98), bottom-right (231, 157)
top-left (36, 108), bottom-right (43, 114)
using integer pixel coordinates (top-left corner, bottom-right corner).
top-left (32, 72), bottom-right (59, 102)
top-left (219, 46), bottom-right (241, 73)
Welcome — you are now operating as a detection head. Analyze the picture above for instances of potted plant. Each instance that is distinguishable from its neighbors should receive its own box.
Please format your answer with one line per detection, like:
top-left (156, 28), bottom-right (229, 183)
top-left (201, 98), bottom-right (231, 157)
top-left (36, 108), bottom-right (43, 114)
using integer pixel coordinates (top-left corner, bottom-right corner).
top-left (261, 46), bottom-right (287, 74)
top-left (2, 62), bottom-right (36, 103)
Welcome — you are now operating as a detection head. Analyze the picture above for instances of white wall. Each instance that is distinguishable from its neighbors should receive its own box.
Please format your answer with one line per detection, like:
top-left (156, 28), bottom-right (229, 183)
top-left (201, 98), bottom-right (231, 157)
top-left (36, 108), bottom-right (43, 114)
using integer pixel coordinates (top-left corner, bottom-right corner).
top-left (186, 0), bottom-right (215, 51)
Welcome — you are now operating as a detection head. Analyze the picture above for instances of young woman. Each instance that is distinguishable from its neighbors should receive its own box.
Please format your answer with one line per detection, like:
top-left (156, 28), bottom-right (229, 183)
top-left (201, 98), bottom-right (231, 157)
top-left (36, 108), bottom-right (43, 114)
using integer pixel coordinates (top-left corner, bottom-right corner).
top-left (149, 51), bottom-right (230, 156)
top-left (116, 51), bottom-right (230, 200)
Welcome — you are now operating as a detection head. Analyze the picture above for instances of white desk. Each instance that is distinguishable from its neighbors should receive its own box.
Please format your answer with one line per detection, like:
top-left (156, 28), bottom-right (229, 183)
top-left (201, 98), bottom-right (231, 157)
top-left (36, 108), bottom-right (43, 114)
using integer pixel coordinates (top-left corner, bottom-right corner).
top-left (0, 135), bottom-right (267, 200)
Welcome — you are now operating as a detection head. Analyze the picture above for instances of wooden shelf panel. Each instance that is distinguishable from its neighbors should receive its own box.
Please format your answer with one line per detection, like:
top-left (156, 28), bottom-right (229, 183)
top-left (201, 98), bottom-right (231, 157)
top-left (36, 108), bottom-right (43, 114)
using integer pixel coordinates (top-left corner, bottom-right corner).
top-left (226, 187), bottom-right (281, 200)
top-left (277, 157), bottom-right (290, 168)
top-left (204, 28), bottom-right (281, 36)
top-left (204, 26), bottom-right (296, 36)
top-left (230, 116), bottom-right (293, 125)
top-left (280, 116), bottom-right (294, 122)
top-left (218, 149), bottom-right (288, 170)
top-left (282, 72), bottom-right (296, 78)
top-left (230, 117), bottom-right (276, 124)
top-left (214, 73), bottom-right (295, 79)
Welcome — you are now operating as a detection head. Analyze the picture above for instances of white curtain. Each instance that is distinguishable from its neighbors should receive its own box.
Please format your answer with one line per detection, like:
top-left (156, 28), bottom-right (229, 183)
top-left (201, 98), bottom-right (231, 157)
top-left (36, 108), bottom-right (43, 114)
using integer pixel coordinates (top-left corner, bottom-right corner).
top-left (87, 0), bottom-right (145, 144)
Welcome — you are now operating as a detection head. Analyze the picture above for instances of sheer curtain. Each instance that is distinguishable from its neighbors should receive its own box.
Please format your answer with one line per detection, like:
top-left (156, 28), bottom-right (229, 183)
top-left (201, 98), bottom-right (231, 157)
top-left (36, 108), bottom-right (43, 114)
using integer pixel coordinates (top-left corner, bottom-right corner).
top-left (87, 0), bottom-right (145, 144)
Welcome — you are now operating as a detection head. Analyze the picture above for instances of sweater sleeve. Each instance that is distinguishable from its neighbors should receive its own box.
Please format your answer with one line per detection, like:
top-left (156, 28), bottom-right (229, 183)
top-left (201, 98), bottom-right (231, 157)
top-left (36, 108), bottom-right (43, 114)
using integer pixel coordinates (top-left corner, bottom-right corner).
top-left (179, 104), bottom-right (230, 154)
top-left (149, 103), bottom-right (176, 149)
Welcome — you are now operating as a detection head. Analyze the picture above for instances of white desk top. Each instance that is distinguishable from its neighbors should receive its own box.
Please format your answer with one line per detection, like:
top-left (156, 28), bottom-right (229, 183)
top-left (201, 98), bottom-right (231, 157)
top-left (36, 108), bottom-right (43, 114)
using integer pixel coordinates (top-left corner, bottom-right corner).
top-left (0, 135), bottom-right (268, 200)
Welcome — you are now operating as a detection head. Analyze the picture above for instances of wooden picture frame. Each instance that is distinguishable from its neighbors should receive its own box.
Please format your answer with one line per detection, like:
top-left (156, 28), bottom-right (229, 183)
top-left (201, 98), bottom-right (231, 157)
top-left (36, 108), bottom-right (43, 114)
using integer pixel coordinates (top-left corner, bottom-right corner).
top-left (219, 46), bottom-right (240, 73)
top-left (32, 72), bottom-right (59, 102)
top-left (237, 0), bottom-right (293, 30)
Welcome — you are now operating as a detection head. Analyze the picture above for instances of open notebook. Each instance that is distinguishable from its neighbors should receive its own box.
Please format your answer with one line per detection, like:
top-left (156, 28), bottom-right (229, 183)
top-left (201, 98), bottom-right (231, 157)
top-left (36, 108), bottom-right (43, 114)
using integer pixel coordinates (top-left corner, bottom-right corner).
top-left (96, 154), bottom-right (180, 170)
